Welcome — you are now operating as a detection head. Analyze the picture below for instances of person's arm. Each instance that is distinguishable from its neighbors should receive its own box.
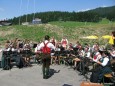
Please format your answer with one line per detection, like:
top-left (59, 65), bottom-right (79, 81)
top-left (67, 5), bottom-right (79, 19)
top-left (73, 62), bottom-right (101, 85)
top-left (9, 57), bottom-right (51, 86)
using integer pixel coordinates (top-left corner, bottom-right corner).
top-left (86, 52), bottom-right (90, 58)
top-left (97, 58), bottom-right (109, 66)
top-left (50, 43), bottom-right (55, 50)
top-left (35, 47), bottom-right (38, 53)
top-left (37, 43), bottom-right (44, 51)
top-left (66, 39), bottom-right (68, 45)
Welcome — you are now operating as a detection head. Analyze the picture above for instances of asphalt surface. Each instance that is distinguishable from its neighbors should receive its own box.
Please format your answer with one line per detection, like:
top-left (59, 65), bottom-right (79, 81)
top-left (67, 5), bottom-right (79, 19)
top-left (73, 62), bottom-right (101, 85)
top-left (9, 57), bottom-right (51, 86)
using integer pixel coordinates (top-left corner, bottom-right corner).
top-left (0, 50), bottom-right (90, 86)
top-left (0, 63), bottom-right (89, 86)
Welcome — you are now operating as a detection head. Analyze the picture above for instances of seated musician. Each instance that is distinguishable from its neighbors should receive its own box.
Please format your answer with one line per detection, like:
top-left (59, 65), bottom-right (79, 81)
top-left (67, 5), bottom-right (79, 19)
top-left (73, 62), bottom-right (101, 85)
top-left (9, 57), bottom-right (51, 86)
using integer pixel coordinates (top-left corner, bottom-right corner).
top-left (67, 43), bottom-right (74, 56)
top-left (51, 42), bottom-right (63, 65)
top-left (81, 47), bottom-right (92, 74)
top-left (1, 40), bottom-right (21, 69)
top-left (73, 47), bottom-right (84, 70)
top-left (92, 47), bottom-right (102, 62)
top-left (109, 47), bottom-right (115, 59)
top-left (1, 40), bottom-right (11, 68)
top-left (23, 43), bottom-right (32, 66)
top-left (50, 36), bottom-right (57, 47)
top-left (17, 40), bottom-right (24, 51)
top-left (35, 42), bottom-right (42, 63)
top-left (92, 42), bottom-right (99, 52)
top-left (61, 37), bottom-right (68, 50)
top-left (94, 51), bottom-right (112, 83)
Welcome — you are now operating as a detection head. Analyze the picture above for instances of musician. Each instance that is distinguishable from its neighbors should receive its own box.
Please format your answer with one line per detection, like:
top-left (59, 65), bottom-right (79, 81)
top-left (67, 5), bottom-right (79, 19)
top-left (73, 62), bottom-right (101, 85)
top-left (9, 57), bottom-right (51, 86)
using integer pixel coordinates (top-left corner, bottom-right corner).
top-left (1, 40), bottom-right (21, 69)
top-left (61, 37), bottom-right (68, 49)
top-left (109, 47), bottom-right (115, 59)
top-left (109, 31), bottom-right (115, 46)
top-left (73, 47), bottom-right (84, 70)
top-left (52, 42), bottom-right (63, 65)
top-left (37, 35), bottom-right (55, 79)
top-left (51, 43), bottom-right (60, 65)
top-left (67, 43), bottom-right (74, 50)
top-left (17, 39), bottom-right (24, 50)
top-left (23, 41), bottom-right (32, 67)
top-left (84, 47), bottom-right (91, 59)
top-left (50, 36), bottom-right (57, 46)
top-left (81, 47), bottom-right (92, 74)
top-left (1, 40), bottom-right (11, 69)
top-left (34, 42), bottom-right (42, 63)
top-left (92, 47), bottom-right (102, 62)
top-left (92, 42), bottom-right (99, 52)
top-left (74, 41), bottom-right (80, 47)
top-left (96, 51), bottom-right (112, 83)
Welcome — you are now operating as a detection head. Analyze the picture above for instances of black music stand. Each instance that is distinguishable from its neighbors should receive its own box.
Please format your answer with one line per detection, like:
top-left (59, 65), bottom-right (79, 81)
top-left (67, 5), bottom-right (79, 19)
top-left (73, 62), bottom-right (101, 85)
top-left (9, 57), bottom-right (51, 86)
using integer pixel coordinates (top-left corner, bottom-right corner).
top-left (2, 51), bottom-right (12, 70)
top-left (23, 50), bottom-right (32, 67)
top-left (79, 57), bottom-right (90, 81)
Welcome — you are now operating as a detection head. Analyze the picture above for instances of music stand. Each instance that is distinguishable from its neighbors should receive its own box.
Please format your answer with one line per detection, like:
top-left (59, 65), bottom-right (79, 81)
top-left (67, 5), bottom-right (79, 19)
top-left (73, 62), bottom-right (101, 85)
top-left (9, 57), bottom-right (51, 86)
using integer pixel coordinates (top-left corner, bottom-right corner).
top-left (79, 57), bottom-right (90, 81)
top-left (2, 51), bottom-right (12, 70)
top-left (23, 50), bottom-right (32, 67)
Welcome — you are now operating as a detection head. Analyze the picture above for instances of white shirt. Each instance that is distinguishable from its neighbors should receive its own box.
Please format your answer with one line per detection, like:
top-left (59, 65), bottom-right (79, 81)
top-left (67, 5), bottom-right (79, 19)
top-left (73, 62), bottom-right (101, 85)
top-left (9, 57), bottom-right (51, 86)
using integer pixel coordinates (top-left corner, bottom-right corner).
top-left (93, 52), bottom-right (102, 62)
top-left (101, 57), bottom-right (109, 67)
top-left (37, 40), bottom-right (55, 51)
top-left (35, 44), bottom-right (40, 53)
top-left (85, 52), bottom-right (91, 58)
top-left (110, 50), bottom-right (115, 57)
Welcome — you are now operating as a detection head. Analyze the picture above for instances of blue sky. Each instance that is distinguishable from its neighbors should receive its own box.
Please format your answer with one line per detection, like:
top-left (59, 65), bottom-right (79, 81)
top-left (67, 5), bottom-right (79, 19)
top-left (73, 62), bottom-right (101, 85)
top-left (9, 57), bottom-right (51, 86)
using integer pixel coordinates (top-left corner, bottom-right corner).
top-left (0, 0), bottom-right (115, 20)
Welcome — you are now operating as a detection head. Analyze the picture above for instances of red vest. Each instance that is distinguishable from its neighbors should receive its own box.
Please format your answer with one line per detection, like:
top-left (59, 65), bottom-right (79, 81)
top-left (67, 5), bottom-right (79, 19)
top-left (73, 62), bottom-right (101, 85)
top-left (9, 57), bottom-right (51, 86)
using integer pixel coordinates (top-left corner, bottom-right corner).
top-left (41, 42), bottom-right (51, 54)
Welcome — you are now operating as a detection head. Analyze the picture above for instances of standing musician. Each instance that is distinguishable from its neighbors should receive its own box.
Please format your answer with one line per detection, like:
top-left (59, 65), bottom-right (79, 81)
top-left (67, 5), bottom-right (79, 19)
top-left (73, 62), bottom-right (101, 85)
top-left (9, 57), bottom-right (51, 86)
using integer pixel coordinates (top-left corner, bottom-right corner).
top-left (37, 35), bottom-right (55, 79)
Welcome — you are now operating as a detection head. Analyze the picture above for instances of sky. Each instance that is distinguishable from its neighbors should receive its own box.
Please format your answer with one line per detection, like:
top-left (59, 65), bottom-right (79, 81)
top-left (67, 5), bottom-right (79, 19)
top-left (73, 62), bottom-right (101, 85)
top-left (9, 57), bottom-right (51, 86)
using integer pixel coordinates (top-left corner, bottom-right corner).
top-left (0, 0), bottom-right (115, 20)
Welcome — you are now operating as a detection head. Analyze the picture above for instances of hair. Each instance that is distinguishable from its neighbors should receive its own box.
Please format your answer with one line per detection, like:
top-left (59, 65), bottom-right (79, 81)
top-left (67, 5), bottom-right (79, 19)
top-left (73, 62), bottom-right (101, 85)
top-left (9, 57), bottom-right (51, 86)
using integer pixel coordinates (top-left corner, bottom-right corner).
top-left (44, 35), bottom-right (50, 40)
top-left (100, 50), bottom-right (109, 56)
top-left (112, 31), bottom-right (115, 37)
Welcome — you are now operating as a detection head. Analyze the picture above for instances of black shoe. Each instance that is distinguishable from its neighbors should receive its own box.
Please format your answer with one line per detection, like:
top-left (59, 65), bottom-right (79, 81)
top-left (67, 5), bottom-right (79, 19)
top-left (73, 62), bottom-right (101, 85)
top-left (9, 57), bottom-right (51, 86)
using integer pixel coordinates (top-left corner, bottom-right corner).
top-left (43, 76), bottom-right (46, 79)
top-left (79, 72), bottom-right (83, 75)
top-left (46, 74), bottom-right (50, 79)
top-left (73, 67), bottom-right (76, 70)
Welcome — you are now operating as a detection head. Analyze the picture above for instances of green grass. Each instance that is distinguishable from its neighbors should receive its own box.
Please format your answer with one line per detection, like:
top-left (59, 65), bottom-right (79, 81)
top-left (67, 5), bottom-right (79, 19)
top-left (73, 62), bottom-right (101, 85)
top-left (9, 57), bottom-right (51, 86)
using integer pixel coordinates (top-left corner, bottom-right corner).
top-left (0, 19), bottom-right (115, 46)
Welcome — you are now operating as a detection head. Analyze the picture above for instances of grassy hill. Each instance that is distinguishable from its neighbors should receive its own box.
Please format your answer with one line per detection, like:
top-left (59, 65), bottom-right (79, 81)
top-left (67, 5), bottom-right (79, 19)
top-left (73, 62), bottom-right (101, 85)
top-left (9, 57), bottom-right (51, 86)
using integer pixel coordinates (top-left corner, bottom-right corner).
top-left (88, 6), bottom-right (115, 16)
top-left (0, 19), bottom-right (115, 46)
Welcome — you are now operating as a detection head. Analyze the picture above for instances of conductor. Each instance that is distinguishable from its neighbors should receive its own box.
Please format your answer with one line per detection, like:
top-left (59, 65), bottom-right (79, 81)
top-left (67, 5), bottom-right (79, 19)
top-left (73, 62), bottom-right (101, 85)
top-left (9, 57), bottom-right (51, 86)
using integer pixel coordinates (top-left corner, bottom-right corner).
top-left (37, 35), bottom-right (55, 79)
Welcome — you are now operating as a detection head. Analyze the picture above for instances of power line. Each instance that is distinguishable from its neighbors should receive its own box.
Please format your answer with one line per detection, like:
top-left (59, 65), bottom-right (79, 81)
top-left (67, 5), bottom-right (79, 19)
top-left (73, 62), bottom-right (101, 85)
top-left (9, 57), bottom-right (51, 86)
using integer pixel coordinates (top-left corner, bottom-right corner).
top-left (26, 0), bottom-right (29, 22)
top-left (33, 0), bottom-right (36, 20)
top-left (19, 0), bottom-right (22, 25)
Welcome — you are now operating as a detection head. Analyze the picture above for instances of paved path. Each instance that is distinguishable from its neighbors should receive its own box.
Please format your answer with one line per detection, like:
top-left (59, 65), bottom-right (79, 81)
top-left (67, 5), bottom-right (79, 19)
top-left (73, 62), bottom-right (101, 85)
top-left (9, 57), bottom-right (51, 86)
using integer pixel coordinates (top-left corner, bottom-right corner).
top-left (0, 64), bottom-right (88, 86)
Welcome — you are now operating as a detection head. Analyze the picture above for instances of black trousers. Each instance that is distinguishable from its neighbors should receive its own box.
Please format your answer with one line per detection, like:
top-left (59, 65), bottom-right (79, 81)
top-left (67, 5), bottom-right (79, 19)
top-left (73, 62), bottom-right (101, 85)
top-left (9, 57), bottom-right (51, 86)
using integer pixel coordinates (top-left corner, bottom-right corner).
top-left (41, 54), bottom-right (51, 77)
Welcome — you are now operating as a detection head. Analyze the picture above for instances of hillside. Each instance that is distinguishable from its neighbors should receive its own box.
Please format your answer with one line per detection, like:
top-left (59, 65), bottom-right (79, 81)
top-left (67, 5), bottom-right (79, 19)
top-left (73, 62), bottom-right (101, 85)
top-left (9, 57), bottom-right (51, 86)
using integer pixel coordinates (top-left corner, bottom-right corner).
top-left (0, 19), bottom-right (115, 46)
top-left (8, 5), bottom-right (115, 25)
top-left (88, 6), bottom-right (115, 20)
top-left (88, 6), bottom-right (115, 16)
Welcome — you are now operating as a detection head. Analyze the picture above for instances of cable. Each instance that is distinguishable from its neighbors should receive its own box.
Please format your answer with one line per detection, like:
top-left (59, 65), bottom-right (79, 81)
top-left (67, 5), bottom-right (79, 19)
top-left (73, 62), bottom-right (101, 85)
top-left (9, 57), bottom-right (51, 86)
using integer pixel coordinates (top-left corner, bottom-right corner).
top-left (33, 0), bottom-right (36, 20)
top-left (19, 0), bottom-right (22, 25)
top-left (26, 0), bottom-right (29, 23)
